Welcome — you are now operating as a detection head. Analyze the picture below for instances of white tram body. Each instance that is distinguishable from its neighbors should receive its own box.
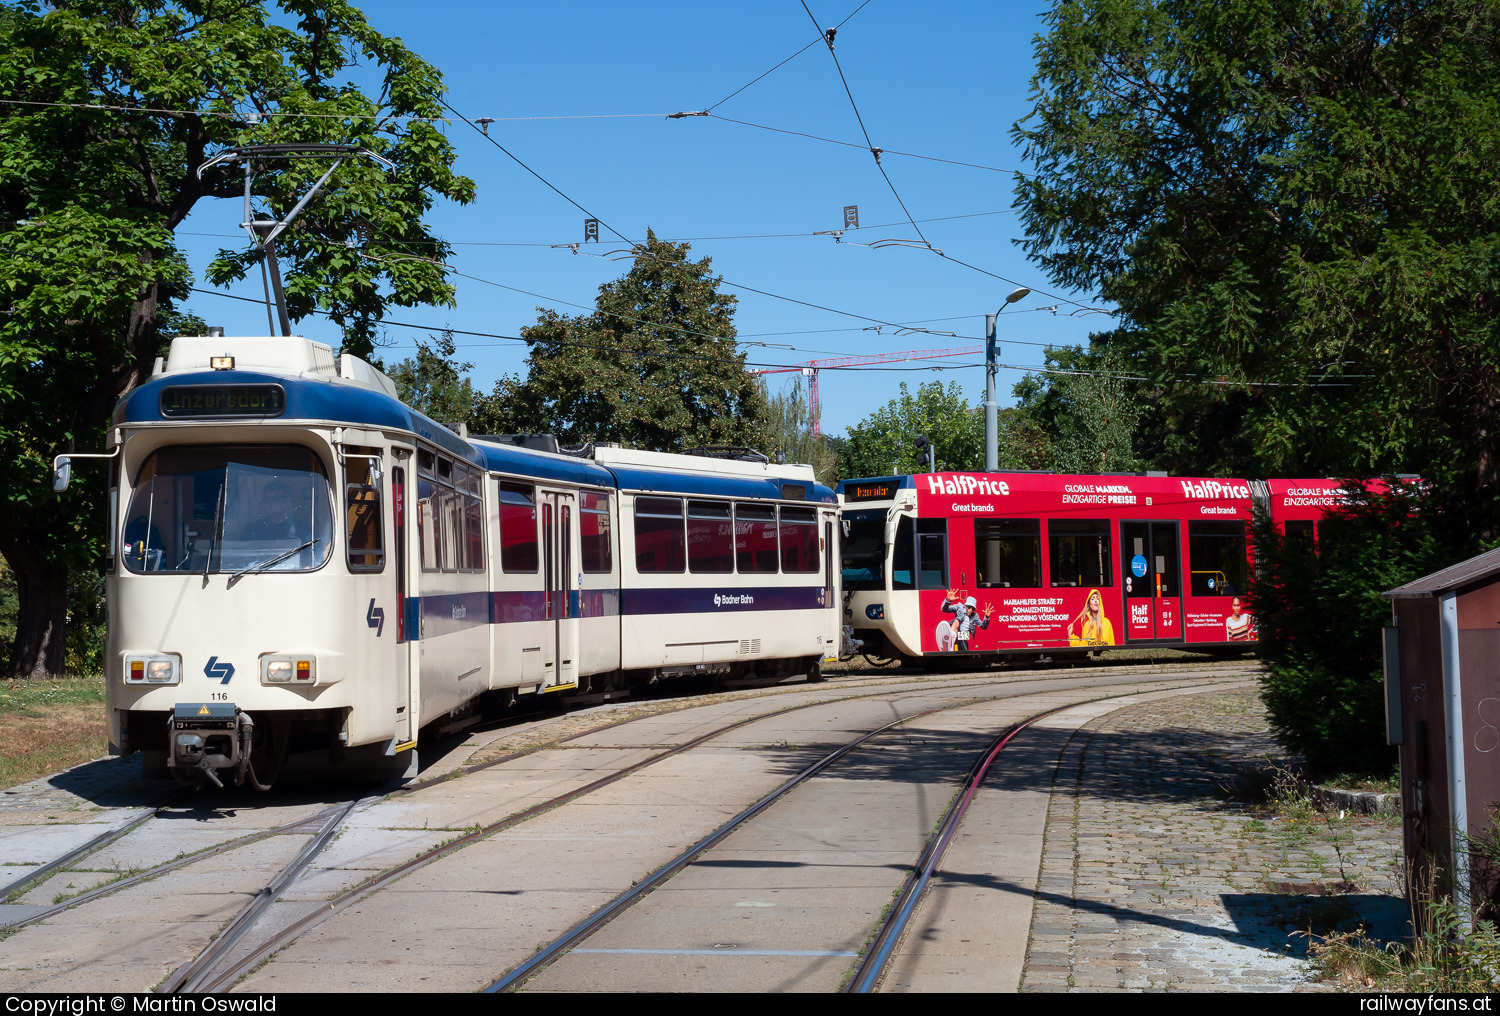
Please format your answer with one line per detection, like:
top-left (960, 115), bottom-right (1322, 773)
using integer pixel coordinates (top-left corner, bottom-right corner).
top-left (101, 335), bottom-right (840, 787)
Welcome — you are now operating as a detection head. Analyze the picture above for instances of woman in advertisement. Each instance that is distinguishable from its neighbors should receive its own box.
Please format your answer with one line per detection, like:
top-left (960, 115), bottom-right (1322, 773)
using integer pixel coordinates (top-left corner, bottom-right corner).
top-left (1068, 588), bottom-right (1116, 646)
top-left (1225, 597), bottom-right (1253, 640)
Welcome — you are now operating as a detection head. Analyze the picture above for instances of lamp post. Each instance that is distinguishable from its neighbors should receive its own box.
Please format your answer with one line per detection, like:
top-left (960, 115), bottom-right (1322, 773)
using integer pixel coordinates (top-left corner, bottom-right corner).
top-left (984, 286), bottom-right (1030, 471)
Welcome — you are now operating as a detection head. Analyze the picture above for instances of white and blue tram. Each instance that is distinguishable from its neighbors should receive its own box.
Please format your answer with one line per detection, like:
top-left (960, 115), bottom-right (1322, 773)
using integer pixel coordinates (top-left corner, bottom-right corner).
top-left (76, 334), bottom-right (840, 788)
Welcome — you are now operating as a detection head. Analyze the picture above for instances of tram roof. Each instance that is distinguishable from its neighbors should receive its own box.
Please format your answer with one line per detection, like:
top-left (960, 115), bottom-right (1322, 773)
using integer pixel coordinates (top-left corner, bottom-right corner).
top-left (115, 362), bottom-right (833, 499)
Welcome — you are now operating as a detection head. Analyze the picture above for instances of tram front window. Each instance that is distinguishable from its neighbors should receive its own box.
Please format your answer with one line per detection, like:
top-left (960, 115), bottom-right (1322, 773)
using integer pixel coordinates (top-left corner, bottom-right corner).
top-left (841, 510), bottom-right (886, 590)
top-left (123, 446), bottom-right (332, 575)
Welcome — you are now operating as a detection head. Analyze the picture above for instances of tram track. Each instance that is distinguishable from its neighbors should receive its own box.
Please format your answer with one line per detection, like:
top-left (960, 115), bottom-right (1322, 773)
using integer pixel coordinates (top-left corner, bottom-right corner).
top-left (490, 675), bottom-right (1253, 993)
top-left (0, 659), bottom-right (1258, 993)
top-left (233, 663), bottom-right (1255, 993)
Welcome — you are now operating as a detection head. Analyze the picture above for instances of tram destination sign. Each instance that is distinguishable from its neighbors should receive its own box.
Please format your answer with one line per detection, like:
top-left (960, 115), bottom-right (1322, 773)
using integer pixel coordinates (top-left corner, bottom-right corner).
top-left (845, 480), bottom-right (898, 502)
top-left (160, 384), bottom-right (286, 418)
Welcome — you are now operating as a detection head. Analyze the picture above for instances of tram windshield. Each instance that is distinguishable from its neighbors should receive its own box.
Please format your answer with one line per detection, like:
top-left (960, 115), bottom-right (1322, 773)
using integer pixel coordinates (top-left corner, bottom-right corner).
top-left (841, 509), bottom-right (887, 591)
top-left (123, 446), bottom-right (333, 575)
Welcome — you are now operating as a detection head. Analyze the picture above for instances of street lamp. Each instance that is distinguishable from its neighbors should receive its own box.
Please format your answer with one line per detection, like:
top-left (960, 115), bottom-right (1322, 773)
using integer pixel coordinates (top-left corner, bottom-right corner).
top-left (984, 286), bottom-right (1030, 471)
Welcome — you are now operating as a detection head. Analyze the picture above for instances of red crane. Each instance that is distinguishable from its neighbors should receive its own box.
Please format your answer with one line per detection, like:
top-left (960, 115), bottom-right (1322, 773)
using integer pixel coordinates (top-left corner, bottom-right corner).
top-left (749, 347), bottom-right (980, 437)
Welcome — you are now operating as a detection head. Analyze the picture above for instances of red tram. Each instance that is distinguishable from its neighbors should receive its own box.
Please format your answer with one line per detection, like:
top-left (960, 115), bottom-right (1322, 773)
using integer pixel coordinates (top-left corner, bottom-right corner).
top-left (839, 472), bottom-right (1261, 661)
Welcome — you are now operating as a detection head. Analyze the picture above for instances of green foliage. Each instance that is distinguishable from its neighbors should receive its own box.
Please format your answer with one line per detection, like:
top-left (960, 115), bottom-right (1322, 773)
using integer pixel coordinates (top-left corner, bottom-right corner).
top-left (758, 379), bottom-right (836, 486)
top-left (65, 571), bottom-right (105, 675)
top-left (1252, 482), bottom-right (1462, 776)
top-left (0, 0), bottom-right (472, 676)
top-left (473, 233), bottom-right (766, 452)
top-left (1012, 339), bottom-right (1143, 473)
top-left (1013, 0), bottom-right (1500, 513)
top-left (837, 381), bottom-right (984, 480)
top-left (388, 330), bottom-right (478, 429)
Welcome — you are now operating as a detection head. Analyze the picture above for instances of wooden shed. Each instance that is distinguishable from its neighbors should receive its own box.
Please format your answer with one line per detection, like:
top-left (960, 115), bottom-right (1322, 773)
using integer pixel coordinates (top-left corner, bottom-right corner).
top-left (1383, 546), bottom-right (1500, 916)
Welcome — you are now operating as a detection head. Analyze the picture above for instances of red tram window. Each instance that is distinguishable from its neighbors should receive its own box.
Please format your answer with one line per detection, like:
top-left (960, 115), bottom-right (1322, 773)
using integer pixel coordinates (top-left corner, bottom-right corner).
top-left (688, 500), bottom-right (733, 573)
top-left (499, 482), bottom-right (539, 573)
top-left (636, 496), bottom-right (685, 573)
top-left (735, 503), bottom-right (778, 573)
top-left (780, 506), bottom-right (819, 574)
top-left (581, 490), bottom-right (612, 573)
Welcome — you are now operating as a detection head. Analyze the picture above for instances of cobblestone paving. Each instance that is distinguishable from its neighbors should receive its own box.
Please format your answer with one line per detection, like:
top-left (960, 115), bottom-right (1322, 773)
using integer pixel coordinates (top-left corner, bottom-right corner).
top-left (1023, 687), bottom-right (1406, 992)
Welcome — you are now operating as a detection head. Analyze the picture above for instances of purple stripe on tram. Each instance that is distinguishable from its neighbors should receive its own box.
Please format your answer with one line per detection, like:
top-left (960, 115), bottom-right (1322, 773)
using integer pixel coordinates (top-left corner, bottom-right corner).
top-left (404, 584), bottom-right (822, 640)
top-left (620, 585), bottom-right (829, 614)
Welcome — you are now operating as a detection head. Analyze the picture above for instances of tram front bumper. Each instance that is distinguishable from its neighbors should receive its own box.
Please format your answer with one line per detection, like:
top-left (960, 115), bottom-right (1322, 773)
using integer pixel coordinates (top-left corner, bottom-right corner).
top-left (168, 703), bottom-right (251, 788)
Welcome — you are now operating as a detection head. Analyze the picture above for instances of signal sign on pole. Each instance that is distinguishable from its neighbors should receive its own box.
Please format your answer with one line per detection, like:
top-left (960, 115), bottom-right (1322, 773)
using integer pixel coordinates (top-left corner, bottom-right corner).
top-left (843, 205), bottom-right (859, 229)
top-left (584, 218), bottom-right (599, 242)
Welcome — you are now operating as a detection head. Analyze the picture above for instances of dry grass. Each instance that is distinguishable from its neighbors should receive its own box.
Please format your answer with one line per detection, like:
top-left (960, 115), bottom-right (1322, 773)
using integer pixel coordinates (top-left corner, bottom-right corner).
top-left (0, 675), bottom-right (108, 790)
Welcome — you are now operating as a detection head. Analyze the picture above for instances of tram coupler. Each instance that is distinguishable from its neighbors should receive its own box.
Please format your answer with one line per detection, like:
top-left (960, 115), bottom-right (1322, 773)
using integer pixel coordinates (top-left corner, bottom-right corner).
top-left (167, 703), bottom-right (252, 789)
top-left (840, 625), bottom-right (864, 657)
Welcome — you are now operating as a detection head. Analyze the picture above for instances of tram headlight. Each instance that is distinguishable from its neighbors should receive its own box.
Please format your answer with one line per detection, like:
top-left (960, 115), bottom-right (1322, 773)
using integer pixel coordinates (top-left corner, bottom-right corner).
top-left (124, 653), bottom-right (180, 685)
top-left (261, 654), bottom-right (317, 685)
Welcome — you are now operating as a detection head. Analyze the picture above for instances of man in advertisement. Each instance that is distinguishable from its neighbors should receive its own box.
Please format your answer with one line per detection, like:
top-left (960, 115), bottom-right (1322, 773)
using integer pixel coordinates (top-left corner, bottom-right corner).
top-left (941, 591), bottom-right (993, 650)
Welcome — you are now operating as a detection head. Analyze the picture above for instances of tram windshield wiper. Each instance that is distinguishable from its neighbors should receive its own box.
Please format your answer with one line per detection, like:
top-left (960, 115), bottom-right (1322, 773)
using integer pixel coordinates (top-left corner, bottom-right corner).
top-left (226, 539), bottom-right (321, 588)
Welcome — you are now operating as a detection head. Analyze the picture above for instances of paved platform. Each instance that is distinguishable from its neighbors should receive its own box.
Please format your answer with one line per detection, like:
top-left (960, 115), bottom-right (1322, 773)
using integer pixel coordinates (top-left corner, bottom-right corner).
top-left (1016, 686), bottom-right (1406, 992)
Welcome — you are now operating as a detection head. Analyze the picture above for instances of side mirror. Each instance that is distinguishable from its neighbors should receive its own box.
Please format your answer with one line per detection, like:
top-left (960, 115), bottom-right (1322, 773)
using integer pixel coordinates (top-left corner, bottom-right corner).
top-left (51, 457), bottom-right (72, 493)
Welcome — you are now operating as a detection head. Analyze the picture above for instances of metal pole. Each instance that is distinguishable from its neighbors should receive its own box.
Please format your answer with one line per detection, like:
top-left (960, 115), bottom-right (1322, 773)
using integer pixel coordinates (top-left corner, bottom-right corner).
top-left (984, 312), bottom-right (998, 472)
top-left (984, 287), bottom-right (1030, 472)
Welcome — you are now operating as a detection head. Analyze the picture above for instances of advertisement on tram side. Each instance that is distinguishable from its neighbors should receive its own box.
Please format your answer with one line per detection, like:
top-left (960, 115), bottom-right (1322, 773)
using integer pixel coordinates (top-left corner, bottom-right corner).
top-left (907, 472), bottom-right (1256, 651)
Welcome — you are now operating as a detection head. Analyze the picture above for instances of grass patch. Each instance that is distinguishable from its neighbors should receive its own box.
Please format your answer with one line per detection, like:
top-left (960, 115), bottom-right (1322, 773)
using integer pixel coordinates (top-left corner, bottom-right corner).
top-left (0, 673), bottom-right (108, 790)
top-left (1313, 894), bottom-right (1500, 992)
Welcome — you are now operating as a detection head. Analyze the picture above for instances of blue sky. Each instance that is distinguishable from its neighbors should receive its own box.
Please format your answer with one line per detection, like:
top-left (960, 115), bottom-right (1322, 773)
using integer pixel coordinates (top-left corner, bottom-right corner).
top-left (176, 1), bottom-right (1110, 438)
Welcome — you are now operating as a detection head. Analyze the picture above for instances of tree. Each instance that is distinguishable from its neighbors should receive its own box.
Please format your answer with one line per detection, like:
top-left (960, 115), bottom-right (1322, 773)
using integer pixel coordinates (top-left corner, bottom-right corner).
top-left (1252, 482), bottom-right (1448, 776)
top-left (0, 1), bottom-right (474, 677)
top-left (388, 331), bottom-right (478, 430)
top-left (473, 233), bottom-right (766, 452)
top-left (837, 381), bottom-right (985, 480)
top-left (1013, 0), bottom-right (1500, 524)
top-left (758, 378), bottom-right (836, 486)
top-left (1012, 340), bottom-right (1143, 474)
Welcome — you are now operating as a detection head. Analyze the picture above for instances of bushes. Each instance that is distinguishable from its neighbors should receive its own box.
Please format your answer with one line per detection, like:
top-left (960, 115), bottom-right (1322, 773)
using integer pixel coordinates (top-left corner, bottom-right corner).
top-left (1252, 482), bottom-right (1465, 777)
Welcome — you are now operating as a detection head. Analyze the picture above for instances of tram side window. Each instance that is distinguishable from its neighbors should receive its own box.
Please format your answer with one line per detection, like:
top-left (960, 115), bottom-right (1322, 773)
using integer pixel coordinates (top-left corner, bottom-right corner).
top-left (636, 496), bottom-right (685, 573)
top-left (780, 506), bottom-right (820, 574)
top-left (499, 482), bottom-right (539, 573)
top-left (892, 515), bottom-right (915, 590)
top-left (417, 455), bottom-right (440, 573)
top-left (976, 519), bottom-right (1041, 588)
top-left (344, 449), bottom-right (383, 573)
top-left (735, 503), bottom-right (779, 573)
top-left (440, 486), bottom-right (463, 572)
top-left (1285, 520), bottom-right (1316, 550)
top-left (1188, 521), bottom-right (1248, 596)
top-left (581, 491), bottom-right (612, 573)
top-left (1049, 520), bottom-right (1110, 588)
top-left (916, 518), bottom-right (948, 588)
top-left (461, 467), bottom-right (483, 571)
top-left (687, 500), bottom-right (733, 573)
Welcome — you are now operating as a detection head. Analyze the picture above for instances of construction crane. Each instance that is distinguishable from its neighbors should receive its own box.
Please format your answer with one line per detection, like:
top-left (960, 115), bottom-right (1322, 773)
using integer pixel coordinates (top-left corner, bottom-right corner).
top-left (750, 347), bottom-right (980, 437)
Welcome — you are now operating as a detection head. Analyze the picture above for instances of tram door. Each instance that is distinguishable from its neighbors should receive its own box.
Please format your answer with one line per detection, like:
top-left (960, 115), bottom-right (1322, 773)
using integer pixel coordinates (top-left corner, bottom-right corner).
top-left (391, 453), bottom-right (417, 750)
top-left (1120, 521), bottom-right (1183, 642)
top-left (539, 489), bottom-right (579, 691)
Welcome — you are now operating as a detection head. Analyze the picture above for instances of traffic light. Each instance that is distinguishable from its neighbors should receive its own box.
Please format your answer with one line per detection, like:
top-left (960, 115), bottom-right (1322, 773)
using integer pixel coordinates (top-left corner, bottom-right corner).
top-left (912, 434), bottom-right (935, 473)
